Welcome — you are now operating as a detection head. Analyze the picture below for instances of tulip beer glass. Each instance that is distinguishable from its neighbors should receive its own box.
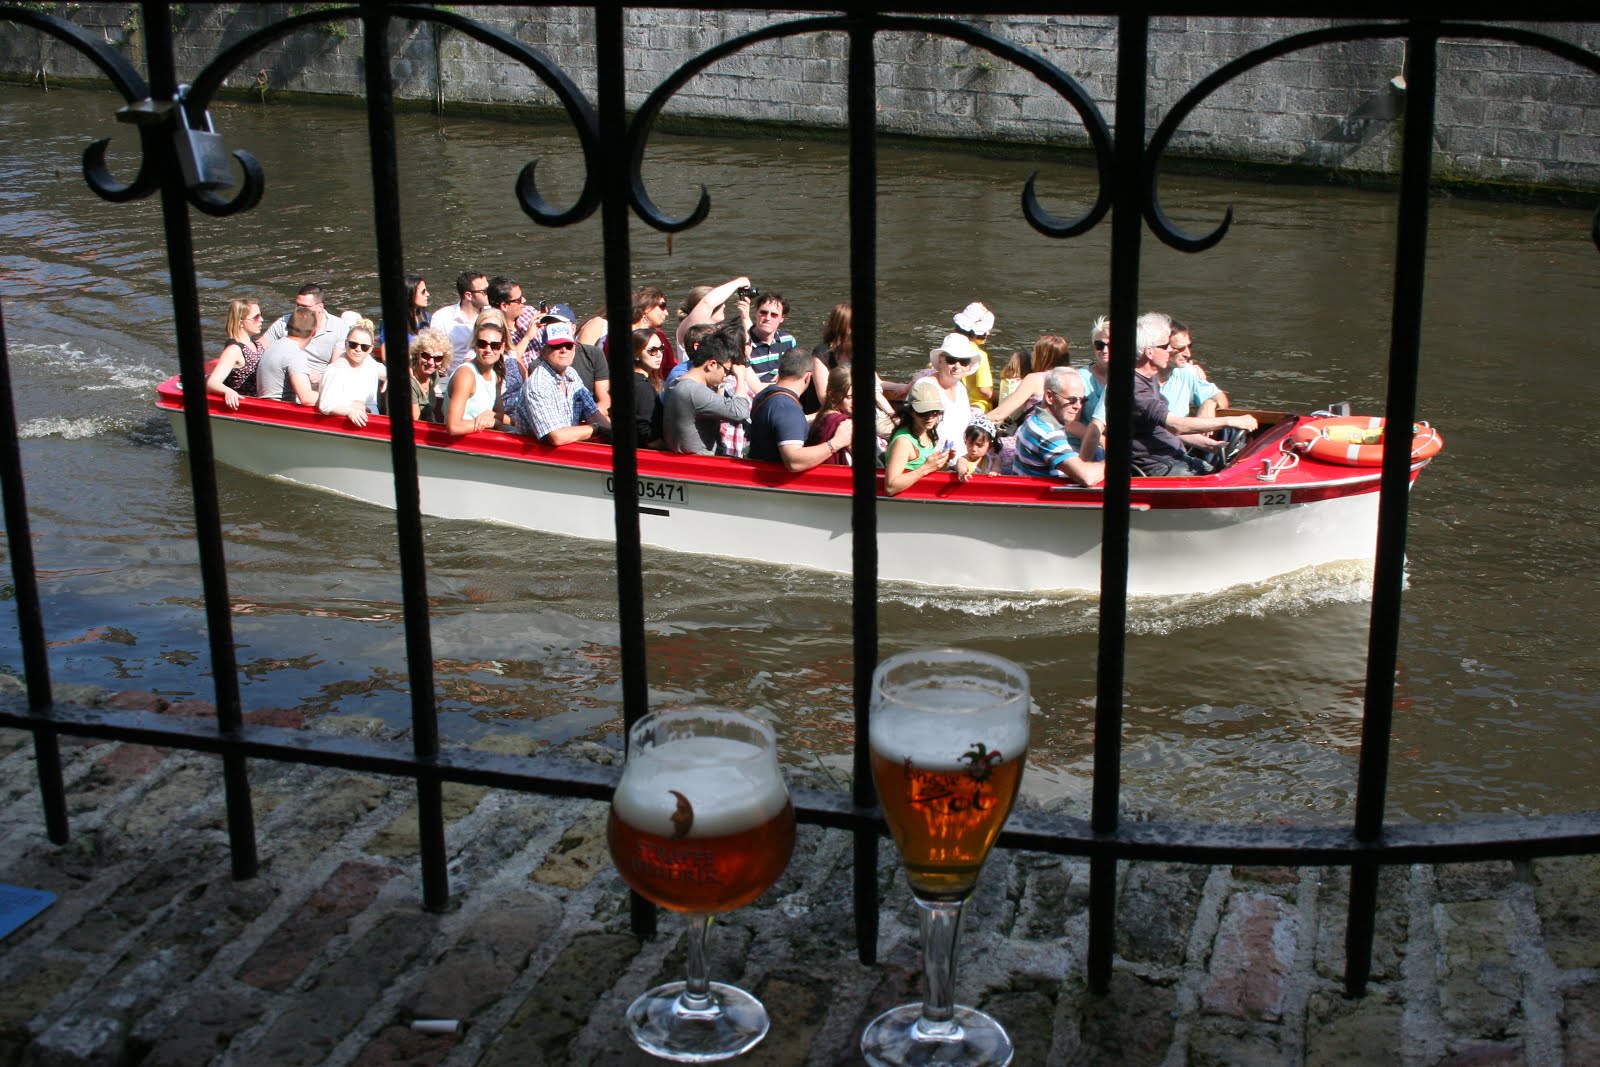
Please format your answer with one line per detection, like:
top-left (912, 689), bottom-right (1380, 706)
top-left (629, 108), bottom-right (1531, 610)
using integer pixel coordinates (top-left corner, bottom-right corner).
top-left (862, 648), bottom-right (1029, 1067)
top-left (607, 708), bottom-right (796, 1062)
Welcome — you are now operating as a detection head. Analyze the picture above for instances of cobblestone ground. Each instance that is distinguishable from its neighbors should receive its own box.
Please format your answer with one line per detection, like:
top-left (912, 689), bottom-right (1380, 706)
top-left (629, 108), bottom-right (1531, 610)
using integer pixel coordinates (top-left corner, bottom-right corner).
top-left (3, 701), bottom-right (1600, 1066)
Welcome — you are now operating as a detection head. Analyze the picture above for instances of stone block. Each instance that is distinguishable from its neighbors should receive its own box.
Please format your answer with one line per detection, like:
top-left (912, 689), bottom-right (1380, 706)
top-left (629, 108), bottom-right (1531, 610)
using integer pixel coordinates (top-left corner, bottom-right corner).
top-left (1200, 891), bottom-right (1298, 1023)
top-left (1497, 129), bottom-right (1560, 162)
top-left (477, 932), bottom-right (642, 1067)
top-left (132, 991), bottom-right (265, 1067)
top-left (1435, 899), bottom-right (1521, 1037)
top-left (1557, 133), bottom-right (1600, 166)
top-left (1116, 861), bottom-right (1208, 967)
top-left (105, 763), bottom-right (219, 841)
top-left (1437, 1039), bottom-right (1527, 1065)
top-left (1017, 857), bottom-right (1076, 941)
top-left (1305, 987), bottom-right (1401, 1065)
top-left (1435, 861), bottom-right (1519, 903)
top-left (239, 860), bottom-right (401, 991)
top-left (350, 1024), bottom-right (458, 1067)
top-left (1065, 970), bottom-right (1176, 1065)
top-left (243, 908), bottom-right (436, 1067)
top-left (366, 782), bottom-right (487, 859)
top-left (977, 976), bottom-right (1057, 1067)
top-left (1532, 855), bottom-right (1600, 970)
top-left (1187, 1019), bottom-right (1285, 1067)
top-left (530, 803), bottom-right (612, 890)
top-left (58, 841), bottom-right (227, 953)
top-left (1562, 977), bottom-right (1600, 1065)
top-left (400, 891), bottom-right (561, 1021)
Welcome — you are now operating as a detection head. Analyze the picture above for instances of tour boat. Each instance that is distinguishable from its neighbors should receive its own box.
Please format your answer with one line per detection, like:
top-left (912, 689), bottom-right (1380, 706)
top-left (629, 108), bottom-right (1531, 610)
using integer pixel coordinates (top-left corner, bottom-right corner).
top-left (156, 376), bottom-right (1442, 596)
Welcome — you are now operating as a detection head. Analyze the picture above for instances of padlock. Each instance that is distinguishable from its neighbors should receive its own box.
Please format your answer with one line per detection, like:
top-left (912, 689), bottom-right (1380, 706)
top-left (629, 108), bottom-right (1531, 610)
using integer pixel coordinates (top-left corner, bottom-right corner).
top-left (174, 100), bottom-right (235, 192)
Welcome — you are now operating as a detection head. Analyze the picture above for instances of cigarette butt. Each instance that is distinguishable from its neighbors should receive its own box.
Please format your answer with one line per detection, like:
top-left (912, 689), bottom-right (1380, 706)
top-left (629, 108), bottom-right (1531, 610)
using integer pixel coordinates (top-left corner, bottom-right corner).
top-left (410, 1019), bottom-right (462, 1035)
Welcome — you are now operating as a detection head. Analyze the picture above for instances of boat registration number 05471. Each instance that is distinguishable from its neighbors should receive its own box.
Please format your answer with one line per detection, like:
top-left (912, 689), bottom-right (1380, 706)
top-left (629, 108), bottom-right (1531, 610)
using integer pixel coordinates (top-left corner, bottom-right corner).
top-left (1258, 490), bottom-right (1292, 507)
top-left (603, 475), bottom-right (687, 505)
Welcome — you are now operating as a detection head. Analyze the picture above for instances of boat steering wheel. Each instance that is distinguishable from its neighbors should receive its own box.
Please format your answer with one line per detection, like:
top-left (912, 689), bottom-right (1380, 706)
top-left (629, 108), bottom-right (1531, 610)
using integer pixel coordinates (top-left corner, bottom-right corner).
top-left (1215, 427), bottom-right (1249, 469)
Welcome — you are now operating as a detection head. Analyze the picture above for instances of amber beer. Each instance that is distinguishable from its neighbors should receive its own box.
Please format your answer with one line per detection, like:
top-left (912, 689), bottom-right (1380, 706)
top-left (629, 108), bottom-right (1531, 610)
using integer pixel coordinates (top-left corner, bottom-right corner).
top-left (608, 734), bottom-right (796, 914)
top-left (870, 744), bottom-right (1024, 900)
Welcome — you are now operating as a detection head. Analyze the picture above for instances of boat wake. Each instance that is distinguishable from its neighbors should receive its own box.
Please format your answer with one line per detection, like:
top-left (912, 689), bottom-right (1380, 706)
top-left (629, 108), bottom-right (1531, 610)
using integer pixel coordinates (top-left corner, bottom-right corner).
top-left (19, 414), bottom-right (144, 440)
top-left (879, 558), bottom-right (1374, 632)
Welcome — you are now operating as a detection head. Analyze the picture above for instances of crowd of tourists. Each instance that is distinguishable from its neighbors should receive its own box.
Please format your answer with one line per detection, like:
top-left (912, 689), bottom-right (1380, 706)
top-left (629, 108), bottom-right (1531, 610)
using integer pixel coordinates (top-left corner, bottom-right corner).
top-left (205, 271), bottom-right (1258, 485)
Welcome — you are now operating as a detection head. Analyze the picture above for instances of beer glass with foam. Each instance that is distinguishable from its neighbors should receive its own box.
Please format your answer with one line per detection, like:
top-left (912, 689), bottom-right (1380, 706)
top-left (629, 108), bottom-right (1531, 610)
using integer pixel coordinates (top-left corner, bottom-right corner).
top-left (607, 707), bottom-right (796, 1061)
top-left (861, 647), bottom-right (1029, 1067)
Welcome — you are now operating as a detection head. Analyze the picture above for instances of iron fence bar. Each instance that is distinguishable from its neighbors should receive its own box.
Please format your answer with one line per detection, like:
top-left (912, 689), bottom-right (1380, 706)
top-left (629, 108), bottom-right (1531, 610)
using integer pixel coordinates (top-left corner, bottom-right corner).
top-left (13, 703), bottom-right (1600, 866)
top-left (143, 0), bottom-right (259, 881)
top-left (0, 299), bottom-right (67, 844)
top-left (597, 0), bottom-right (658, 942)
top-left (847, 5), bottom-right (882, 968)
top-left (1346, 16), bottom-right (1439, 998)
top-left (359, 0), bottom-right (449, 910)
top-left (1085, 7), bottom-right (1150, 996)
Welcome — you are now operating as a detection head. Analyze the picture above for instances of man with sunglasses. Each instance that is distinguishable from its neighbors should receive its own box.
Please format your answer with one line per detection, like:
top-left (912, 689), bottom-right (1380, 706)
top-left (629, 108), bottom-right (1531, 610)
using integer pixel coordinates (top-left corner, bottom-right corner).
top-left (747, 291), bottom-right (797, 383)
top-left (1130, 311), bottom-right (1255, 476)
top-left (430, 269), bottom-right (490, 373)
top-left (262, 283), bottom-right (350, 383)
top-left (514, 322), bottom-right (607, 445)
top-left (1015, 367), bottom-right (1104, 485)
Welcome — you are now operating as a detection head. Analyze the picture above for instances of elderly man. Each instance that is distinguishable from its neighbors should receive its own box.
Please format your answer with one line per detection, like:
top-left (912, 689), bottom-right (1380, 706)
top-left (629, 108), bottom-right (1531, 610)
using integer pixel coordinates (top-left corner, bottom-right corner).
top-left (431, 270), bottom-right (490, 372)
top-left (513, 322), bottom-right (607, 445)
top-left (1130, 312), bottom-right (1256, 476)
top-left (748, 349), bottom-right (851, 470)
top-left (262, 284), bottom-right (349, 381)
top-left (1014, 367), bottom-right (1104, 485)
top-left (661, 331), bottom-right (751, 456)
top-left (255, 307), bottom-right (319, 406)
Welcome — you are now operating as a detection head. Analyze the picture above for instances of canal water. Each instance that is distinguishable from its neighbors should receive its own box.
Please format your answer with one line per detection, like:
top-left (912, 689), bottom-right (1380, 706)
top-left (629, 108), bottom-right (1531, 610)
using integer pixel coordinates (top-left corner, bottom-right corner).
top-left (1, 84), bottom-right (1597, 824)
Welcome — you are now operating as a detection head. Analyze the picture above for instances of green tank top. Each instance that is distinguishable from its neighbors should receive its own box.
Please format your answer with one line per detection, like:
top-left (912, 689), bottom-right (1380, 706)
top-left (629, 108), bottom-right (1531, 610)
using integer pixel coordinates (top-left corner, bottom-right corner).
top-left (889, 427), bottom-right (936, 471)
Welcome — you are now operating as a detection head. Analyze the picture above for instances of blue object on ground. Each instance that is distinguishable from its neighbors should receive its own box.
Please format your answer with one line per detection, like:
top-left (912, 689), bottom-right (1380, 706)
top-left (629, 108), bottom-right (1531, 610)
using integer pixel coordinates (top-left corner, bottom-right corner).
top-left (0, 883), bottom-right (55, 941)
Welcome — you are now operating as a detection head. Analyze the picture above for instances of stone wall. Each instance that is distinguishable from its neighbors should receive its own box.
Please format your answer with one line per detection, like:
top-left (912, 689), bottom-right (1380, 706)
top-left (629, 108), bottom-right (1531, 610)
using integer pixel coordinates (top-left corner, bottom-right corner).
top-left (3, 6), bottom-right (1598, 192)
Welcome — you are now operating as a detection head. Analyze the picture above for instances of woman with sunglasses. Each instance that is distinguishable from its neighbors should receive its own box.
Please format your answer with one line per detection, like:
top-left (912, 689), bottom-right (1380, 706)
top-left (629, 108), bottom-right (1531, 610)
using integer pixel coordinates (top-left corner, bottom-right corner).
top-left (317, 320), bottom-right (388, 428)
top-left (631, 326), bottom-right (667, 447)
top-left (446, 310), bottom-right (508, 436)
top-left (204, 297), bottom-right (267, 410)
top-left (926, 332), bottom-right (977, 451)
top-left (884, 377), bottom-right (954, 496)
top-left (407, 327), bottom-right (451, 423)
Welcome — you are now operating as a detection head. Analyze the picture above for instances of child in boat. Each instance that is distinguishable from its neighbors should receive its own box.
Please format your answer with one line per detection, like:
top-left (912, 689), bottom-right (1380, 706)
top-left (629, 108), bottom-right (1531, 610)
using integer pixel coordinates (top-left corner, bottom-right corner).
top-left (958, 414), bottom-right (999, 481)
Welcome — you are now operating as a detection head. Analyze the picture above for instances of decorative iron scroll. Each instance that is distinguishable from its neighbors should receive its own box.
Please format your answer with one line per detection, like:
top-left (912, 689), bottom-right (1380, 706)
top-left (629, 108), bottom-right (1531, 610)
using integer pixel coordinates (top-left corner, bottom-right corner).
top-left (1146, 20), bottom-right (1600, 254)
top-left (626, 13), bottom-right (1113, 239)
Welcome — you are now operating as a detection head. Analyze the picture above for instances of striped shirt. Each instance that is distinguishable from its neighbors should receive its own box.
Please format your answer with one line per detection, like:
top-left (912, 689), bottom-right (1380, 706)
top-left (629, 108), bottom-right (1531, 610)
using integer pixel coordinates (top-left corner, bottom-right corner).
top-left (1014, 407), bottom-right (1079, 477)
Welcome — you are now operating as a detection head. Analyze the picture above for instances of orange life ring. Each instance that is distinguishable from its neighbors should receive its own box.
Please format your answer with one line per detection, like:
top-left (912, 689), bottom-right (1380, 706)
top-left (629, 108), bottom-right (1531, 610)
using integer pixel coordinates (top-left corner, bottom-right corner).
top-left (1291, 416), bottom-right (1444, 467)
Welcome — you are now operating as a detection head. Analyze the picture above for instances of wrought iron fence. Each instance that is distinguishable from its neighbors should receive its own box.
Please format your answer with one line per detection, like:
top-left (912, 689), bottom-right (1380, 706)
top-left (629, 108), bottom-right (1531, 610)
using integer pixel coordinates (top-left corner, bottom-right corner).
top-left (1, 0), bottom-right (1597, 998)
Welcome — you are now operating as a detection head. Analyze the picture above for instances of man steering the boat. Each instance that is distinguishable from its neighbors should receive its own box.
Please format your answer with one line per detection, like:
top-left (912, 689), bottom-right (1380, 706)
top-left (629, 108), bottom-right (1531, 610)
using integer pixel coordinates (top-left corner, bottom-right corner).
top-left (1131, 311), bottom-right (1256, 477)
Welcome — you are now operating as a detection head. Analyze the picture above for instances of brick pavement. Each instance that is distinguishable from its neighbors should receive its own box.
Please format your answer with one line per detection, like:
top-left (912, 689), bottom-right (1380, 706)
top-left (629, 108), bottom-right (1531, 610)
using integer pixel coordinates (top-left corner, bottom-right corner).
top-left (3, 706), bottom-right (1600, 1066)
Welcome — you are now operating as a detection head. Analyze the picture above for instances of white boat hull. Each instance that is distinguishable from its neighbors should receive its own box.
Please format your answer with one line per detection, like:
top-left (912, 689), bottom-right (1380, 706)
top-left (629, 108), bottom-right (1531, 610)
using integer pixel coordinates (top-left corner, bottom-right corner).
top-left (163, 394), bottom-right (1399, 596)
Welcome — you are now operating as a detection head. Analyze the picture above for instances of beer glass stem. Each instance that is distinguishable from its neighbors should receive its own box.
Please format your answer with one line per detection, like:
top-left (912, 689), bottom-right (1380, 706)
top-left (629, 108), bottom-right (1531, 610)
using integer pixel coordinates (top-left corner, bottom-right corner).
top-left (681, 913), bottom-right (715, 1010)
top-left (914, 897), bottom-right (965, 1038)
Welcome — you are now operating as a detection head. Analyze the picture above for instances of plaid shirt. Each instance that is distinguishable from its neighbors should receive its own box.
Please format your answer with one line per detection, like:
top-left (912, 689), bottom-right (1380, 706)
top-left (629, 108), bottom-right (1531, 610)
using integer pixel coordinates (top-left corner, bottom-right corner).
top-left (515, 360), bottom-right (598, 439)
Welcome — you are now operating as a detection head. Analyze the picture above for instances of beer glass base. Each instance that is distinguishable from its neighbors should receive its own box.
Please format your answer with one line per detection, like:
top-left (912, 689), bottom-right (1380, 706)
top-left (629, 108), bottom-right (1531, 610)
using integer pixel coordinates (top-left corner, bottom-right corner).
top-left (860, 1003), bottom-right (1014, 1067)
top-left (625, 981), bottom-right (769, 1063)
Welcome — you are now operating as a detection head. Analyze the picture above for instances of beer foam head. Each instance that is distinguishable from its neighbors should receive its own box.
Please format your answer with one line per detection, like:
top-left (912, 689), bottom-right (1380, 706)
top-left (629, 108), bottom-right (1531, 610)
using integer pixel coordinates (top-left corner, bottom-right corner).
top-left (870, 674), bottom-right (1030, 772)
top-left (612, 735), bottom-right (790, 839)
